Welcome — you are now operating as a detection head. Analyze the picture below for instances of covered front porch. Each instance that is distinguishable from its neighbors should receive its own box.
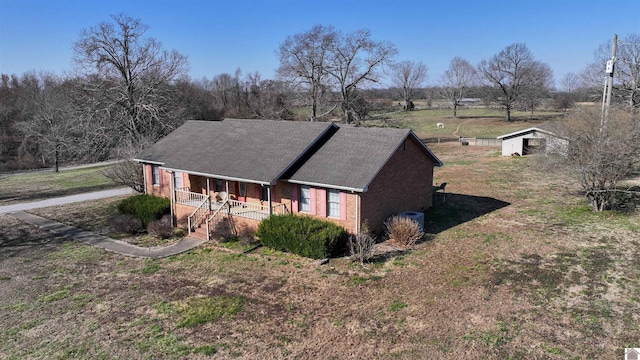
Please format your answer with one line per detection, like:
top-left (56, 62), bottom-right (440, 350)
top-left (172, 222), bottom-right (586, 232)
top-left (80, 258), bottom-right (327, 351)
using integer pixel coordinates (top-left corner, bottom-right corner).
top-left (170, 173), bottom-right (289, 238)
top-left (175, 187), bottom-right (287, 221)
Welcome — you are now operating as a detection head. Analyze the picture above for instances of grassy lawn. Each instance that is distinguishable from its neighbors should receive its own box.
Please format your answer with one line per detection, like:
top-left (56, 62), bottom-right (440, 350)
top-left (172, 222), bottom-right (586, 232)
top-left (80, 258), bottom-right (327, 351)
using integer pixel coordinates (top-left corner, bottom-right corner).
top-left (1, 142), bottom-right (638, 359)
top-left (0, 165), bottom-right (120, 205)
top-left (367, 107), bottom-right (564, 139)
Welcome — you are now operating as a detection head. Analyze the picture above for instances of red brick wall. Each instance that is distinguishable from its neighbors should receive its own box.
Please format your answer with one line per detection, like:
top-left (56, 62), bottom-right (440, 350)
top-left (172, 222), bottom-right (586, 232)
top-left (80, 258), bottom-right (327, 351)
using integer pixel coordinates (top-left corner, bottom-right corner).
top-left (360, 136), bottom-right (435, 234)
top-left (274, 182), bottom-right (358, 234)
top-left (145, 164), bottom-right (171, 198)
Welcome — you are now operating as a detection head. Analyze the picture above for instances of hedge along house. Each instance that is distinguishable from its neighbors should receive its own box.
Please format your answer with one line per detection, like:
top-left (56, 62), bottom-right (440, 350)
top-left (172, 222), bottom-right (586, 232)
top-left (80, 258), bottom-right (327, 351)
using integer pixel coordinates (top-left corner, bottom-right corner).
top-left (497, 123), bottom-right (568, 156)
top-left (134, 119), bottom-right (442, 240)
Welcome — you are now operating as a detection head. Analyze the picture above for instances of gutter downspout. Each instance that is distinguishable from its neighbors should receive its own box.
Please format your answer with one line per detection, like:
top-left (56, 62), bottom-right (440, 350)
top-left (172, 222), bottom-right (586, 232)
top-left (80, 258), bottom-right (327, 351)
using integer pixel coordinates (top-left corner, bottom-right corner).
top-left (170, 171), bottom-right (175, 227)
top-left (355, 192), bottom-right (360, 234)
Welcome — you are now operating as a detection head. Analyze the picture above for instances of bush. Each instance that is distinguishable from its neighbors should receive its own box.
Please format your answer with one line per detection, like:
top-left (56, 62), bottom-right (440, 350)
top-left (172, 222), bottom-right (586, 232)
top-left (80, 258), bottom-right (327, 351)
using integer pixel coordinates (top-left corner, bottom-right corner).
top-left (385, 215), bottom-right (424, 247)
top-left (255, 214), bottom-right (347, 259)
top-left (348, 223), bottom-right (376, 265)
top-left (147, 215), bottom-right (173, 239)
top-left (117, 194), bottom-right (170, 227)
top-left (109, 214), bottom-right (143, 234)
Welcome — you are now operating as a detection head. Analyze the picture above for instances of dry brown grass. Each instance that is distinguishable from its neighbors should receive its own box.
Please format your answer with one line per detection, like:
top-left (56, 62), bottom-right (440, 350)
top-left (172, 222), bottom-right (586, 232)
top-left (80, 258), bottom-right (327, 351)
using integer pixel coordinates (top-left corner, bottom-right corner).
top-left (1, 143), bottom-right (638, 359)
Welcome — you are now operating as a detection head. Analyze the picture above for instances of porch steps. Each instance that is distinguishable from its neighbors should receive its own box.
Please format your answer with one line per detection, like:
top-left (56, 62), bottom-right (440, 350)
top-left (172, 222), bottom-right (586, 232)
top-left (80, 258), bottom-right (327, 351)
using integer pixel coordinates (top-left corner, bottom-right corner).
top-left (190, 223), bottom-right (209, 240)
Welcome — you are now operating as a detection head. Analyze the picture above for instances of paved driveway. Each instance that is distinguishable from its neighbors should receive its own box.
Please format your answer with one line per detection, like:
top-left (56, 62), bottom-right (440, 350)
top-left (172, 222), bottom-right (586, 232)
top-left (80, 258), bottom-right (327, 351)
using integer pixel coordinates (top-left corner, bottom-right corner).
top-left (0, 188), bottom-right (135, 214)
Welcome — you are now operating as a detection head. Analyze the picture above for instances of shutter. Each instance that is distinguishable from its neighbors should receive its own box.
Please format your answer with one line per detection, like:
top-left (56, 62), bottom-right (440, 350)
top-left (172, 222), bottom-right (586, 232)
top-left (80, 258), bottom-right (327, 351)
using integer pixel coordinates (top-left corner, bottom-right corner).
top-left (318, 189), bottom-right (327, 217)
top-left (291, 184), bottom-right (298, 213)
top-left (310, 187), bottom-right (317, 215)
top-left (147, 165), bottom-right (152, 190)
top-left (340, 192), bottom-right (347, 220)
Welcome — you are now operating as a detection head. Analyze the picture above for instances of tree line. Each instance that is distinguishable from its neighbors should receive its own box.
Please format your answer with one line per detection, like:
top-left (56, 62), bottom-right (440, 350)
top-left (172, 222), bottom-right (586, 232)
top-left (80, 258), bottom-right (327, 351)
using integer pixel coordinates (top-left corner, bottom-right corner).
top-left (1, 15), bottom-right (639, 172)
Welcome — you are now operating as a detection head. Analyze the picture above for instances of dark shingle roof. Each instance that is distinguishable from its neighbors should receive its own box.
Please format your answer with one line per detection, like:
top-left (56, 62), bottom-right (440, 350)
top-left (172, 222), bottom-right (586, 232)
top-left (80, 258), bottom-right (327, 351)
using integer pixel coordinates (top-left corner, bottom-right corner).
top-left (134, 119), bottom-right (335, 184)
top-left (135, 119), bottom-right (442, 191)
top-left (287, 126), bottom-right (442, 192)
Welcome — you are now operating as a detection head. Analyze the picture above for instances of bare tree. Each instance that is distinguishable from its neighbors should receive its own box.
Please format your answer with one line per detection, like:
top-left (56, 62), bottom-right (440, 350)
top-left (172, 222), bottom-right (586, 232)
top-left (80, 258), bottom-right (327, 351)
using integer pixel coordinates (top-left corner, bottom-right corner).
top-left (477, 43), bottom-right (551, 121)
top-left (583, 33), bottom-right (640, 109)
top-left (73, 14), bottom-right (189, 145)
top-left (15, 72), bottom-right (82, 172)
top-left (327, 29), bottom-right (397, 123)
top-left (555, 72), bottom-right (581, 111)
top-left (551, 106), bottom-right (640, 211)
top-left (439, 57), bottom-right (478, 117)
top-left (390, 60), bottom-right (428, 111)
top-left (518, 62), bottom-right (554, 114)
top-left (276, 25), bottom-right (337, 122)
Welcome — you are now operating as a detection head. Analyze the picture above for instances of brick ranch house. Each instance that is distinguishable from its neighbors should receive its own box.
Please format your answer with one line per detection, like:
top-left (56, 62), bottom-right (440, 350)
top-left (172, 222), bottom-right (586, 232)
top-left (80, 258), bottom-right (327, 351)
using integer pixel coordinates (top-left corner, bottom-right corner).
top-left (133, 119), bottom-right (442, 240)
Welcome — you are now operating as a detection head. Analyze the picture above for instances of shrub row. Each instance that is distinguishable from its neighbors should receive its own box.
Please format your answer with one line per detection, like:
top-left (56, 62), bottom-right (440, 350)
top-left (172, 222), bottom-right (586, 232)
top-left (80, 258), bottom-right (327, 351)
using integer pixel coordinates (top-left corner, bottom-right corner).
top-left (255, 214), bottom-right (347, 259)
top-left (117, 194), bottom-right (170, 227)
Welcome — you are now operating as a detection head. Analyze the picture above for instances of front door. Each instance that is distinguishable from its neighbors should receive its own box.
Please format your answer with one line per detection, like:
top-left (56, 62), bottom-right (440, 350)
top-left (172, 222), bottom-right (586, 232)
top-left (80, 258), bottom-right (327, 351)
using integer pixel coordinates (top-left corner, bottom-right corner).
top-left (236, 181), bottom-right (247, 202)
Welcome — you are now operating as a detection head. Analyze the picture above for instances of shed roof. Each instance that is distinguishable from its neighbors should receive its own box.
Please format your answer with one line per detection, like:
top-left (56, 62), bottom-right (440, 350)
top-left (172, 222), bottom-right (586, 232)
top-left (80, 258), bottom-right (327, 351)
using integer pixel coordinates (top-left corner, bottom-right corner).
top-left (497, 123), bottom-right (566, 140)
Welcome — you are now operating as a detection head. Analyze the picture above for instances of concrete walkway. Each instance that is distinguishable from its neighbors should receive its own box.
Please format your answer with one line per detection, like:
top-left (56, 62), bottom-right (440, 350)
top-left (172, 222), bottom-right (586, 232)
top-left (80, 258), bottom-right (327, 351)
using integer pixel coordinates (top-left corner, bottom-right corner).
top-left (0, 188), bottom-right (135, 214)
top-left (7, 211), bottom-right (207, 258)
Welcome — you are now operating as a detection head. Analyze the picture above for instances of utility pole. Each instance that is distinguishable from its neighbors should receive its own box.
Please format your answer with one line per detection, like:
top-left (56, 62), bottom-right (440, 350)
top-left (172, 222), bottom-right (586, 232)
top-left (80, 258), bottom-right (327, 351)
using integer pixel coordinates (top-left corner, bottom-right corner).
top-left (601, 34), bottom-right (618, 129)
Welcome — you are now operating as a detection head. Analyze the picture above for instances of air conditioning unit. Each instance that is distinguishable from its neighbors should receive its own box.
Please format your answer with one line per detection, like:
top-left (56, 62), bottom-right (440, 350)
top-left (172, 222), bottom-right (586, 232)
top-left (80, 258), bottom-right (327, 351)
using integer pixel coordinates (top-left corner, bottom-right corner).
top-left (398, 211), bottom-right (425, 231)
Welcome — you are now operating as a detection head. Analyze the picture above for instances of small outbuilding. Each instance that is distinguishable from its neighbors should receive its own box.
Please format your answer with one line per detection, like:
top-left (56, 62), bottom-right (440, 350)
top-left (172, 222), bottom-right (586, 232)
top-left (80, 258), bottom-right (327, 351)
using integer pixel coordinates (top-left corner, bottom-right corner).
top-left (497, 123), bottom-right (568, 156)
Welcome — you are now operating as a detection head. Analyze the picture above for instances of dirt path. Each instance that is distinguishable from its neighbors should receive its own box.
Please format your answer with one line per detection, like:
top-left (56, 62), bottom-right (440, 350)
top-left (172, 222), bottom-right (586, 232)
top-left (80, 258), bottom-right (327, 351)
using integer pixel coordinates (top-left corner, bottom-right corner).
top-left (452, 118), bottom-right (474, 137)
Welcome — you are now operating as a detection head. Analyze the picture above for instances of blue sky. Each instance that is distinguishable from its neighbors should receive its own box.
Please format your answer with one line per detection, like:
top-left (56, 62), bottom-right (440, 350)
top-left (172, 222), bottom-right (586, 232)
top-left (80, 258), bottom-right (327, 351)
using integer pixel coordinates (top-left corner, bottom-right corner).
top-left (1, 0), bottom-right (639, 87)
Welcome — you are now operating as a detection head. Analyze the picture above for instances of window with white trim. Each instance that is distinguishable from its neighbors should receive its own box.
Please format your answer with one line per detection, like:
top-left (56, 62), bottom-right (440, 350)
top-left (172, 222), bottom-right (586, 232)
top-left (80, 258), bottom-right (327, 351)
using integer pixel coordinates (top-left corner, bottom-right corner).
top-left (214, 179), bottom-right (224, 192)
top-left (173, 171), bottom-right (182, 188)
top-left (327, 189), bottom-right (341, 218)
top-left (299, 185), bottom-right (311, 212)
top-left (152, 165), bottom-right (160, 186)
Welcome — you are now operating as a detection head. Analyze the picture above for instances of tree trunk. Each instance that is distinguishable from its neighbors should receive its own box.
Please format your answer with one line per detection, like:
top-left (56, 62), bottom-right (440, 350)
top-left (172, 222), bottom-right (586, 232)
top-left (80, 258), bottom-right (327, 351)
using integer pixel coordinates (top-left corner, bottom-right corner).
top-left (453, 104), bottom-right (458, 118)
top-left (54, 145), bottom-right (59, 173)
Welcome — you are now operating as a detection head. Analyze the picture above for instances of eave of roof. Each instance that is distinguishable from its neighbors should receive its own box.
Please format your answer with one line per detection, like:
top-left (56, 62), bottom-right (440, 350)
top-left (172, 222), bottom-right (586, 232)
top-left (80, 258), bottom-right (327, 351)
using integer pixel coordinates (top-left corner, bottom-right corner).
top-left (497, 126), bottom-right (560, 140)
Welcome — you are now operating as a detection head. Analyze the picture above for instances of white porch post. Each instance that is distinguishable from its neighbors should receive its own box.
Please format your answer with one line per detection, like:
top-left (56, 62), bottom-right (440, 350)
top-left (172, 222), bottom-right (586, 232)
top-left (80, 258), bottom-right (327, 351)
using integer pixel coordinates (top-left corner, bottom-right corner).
top-left (142, 164), bottom-right (147, 194)
top-left (170, 171), bottom-right (175, 227)
top-left (206, 178), bottom-right (211, 210)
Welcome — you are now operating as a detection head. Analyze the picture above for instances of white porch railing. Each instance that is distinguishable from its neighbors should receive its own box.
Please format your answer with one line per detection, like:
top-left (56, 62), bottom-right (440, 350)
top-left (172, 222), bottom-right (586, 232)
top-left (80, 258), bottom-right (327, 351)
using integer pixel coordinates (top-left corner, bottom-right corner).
top-left (176, 188), bottom-right (209, 207)
top-left (187, 195), bottom-right (211, 234)
top-left (227, 200), bottom-right (273, 221)
top-left (205, 200), bottom-right (230, 242)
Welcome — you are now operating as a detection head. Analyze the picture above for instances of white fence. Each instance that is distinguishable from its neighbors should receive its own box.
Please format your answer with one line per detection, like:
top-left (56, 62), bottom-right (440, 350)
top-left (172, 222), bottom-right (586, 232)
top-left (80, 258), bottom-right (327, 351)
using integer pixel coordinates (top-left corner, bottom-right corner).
top-left (459, 137), bottom-right (502, 147)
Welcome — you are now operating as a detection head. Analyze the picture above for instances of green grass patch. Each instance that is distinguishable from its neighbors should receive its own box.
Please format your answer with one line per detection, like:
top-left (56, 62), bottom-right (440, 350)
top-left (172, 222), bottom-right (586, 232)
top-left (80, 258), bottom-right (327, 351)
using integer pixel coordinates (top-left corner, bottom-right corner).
top-left (0, 165), bottom-right (119, 204)
top-left (140, 260), bottom-right (162, 275)
top-left (389, 299), bottom-right (408, 312)
top-left (49, 242), bottom-right (99, 261)
top-left (193, 345), bottom-right (217, 356)
top-left (134, 324), bottom-right (192, 358)
top-left (176, 296), bottom-right (244, 328)
top-left (38, 289), bottom-right (70, 303)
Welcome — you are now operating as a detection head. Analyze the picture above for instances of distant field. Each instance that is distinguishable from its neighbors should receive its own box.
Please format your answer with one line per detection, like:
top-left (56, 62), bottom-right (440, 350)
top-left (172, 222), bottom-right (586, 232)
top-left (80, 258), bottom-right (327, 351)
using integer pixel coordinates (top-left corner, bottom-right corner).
top-left (366, 107), bottom-right (565, 139)
top-left (0, 165), bottom-right (120, 205)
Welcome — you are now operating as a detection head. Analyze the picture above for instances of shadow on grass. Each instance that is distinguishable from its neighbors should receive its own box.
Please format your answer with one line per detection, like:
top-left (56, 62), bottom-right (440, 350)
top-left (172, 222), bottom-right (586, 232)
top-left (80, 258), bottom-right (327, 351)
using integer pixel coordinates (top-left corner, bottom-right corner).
top-left (0, 222), bottom-right (71, 259)
top-left (425, 193), bottom-right (511, 234)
